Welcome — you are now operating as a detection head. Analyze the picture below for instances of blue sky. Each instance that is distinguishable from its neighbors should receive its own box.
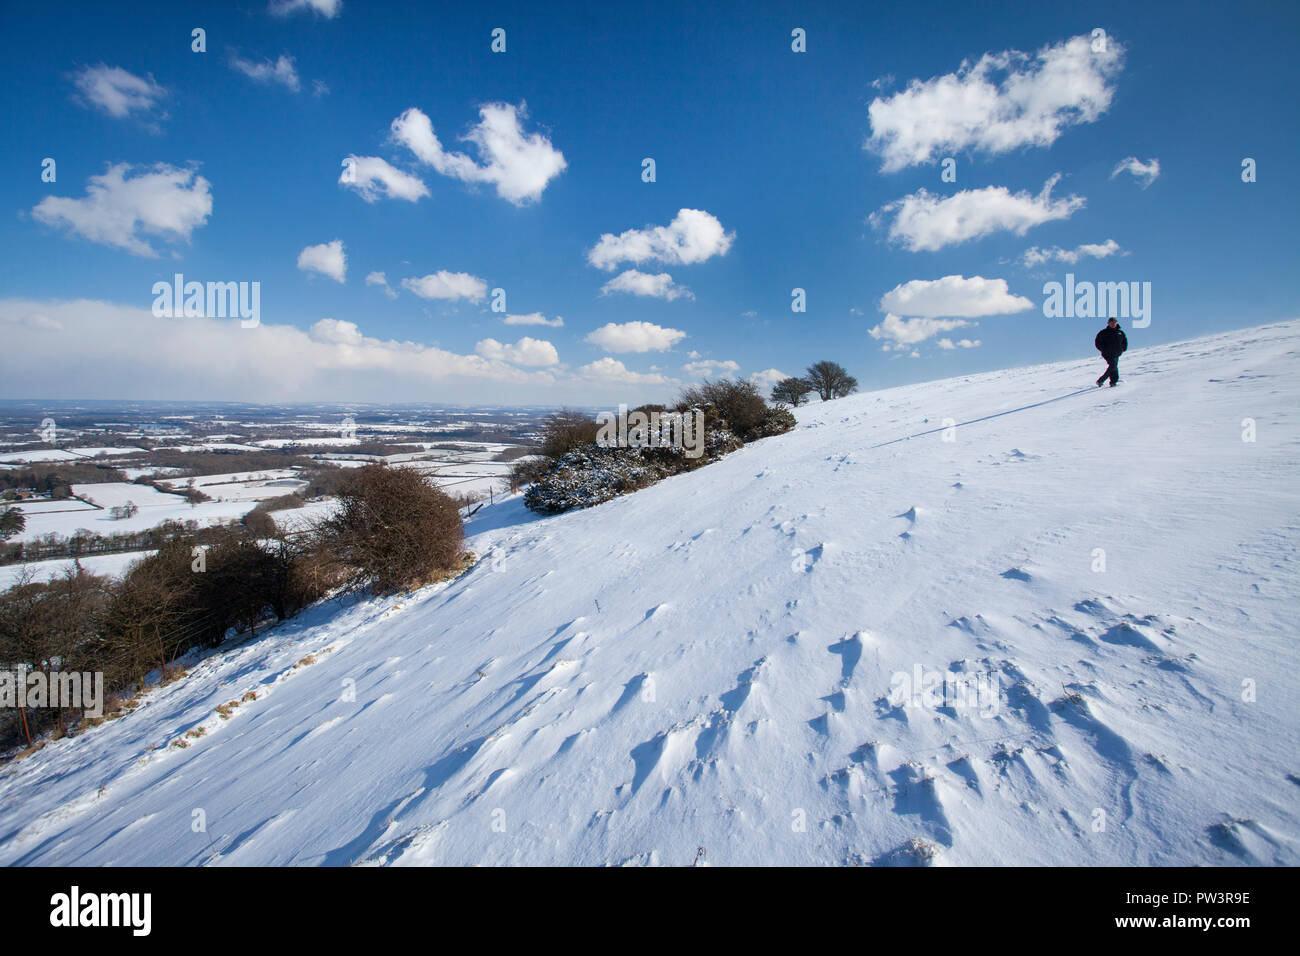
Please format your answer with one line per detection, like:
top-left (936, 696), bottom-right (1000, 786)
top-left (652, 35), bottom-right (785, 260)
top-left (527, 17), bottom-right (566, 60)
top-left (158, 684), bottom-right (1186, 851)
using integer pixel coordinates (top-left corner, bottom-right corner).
top-left (1, 0), bottom-right (1297, 403)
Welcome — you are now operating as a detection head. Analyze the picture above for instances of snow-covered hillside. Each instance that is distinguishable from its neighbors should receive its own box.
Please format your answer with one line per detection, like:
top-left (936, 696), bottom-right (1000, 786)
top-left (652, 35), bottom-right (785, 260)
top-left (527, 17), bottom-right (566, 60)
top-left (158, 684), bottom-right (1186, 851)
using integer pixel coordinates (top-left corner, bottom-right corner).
top-left (2, 322), bottom-right (1297, 866)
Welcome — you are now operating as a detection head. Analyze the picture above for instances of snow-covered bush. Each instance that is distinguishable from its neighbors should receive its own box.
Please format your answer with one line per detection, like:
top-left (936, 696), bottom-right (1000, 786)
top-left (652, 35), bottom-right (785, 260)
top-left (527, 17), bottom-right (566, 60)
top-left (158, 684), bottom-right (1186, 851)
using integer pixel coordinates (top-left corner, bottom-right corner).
top-left (524, 421), bottom-right (743, 515)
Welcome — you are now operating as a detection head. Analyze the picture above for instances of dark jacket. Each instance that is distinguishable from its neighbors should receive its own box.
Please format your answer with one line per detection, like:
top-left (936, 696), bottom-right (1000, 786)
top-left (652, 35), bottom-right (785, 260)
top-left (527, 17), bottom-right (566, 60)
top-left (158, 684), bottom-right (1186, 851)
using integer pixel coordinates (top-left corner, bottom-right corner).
top-left (1095, 324), bottom-right (1128, 360)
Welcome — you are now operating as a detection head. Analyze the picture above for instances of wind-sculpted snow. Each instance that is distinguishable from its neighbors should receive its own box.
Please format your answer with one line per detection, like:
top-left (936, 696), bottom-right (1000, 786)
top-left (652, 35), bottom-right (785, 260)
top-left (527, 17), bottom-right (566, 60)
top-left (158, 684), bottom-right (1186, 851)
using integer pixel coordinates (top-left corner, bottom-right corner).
top-left (2, 322), bottom-right (1298, 866)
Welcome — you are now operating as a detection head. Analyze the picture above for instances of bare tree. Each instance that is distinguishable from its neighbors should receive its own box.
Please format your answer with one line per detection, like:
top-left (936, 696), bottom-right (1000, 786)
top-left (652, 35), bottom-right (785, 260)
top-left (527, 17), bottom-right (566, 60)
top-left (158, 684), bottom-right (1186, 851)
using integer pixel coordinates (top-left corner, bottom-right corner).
top-left (804, 361), bottom-right (858, 401)
top-left (771, 377), bottom-right (814, 407)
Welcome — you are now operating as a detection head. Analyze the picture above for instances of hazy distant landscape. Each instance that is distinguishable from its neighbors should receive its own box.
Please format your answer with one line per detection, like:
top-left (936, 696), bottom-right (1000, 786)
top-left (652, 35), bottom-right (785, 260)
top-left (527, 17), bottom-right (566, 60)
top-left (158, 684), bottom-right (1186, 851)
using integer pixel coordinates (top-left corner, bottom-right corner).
top-left (0, 401), bottom-right (553, 585)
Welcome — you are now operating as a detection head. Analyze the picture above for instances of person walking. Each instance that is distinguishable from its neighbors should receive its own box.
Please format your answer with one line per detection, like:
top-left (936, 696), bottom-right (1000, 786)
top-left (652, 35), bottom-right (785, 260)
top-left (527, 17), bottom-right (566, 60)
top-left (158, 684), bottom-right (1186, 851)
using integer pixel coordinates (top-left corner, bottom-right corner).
top-left (1095, 317), bottom-right (1128, 387)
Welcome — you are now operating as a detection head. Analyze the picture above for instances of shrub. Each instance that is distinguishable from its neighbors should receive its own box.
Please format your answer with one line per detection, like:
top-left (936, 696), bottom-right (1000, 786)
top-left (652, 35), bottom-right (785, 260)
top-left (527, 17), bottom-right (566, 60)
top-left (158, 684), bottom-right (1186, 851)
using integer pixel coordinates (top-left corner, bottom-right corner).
top-left (241, 507), bottom-right (278, 538)
top-left (523, 446), bottom-right (672, 515)
top-left (677, 380), bottom-right (769, 442)
top-left (538, 409), bottom-right (600, 460)
top-left (317, 464), bottom-right (464, 595)
top-left (523, 418), bottom-right (743, 515)
top-left (752, 405), bottom-right (797, 439)
top-left (0, 565), bottom-right (112, 746)
top-left (508, 456), bottom-right (551, 492)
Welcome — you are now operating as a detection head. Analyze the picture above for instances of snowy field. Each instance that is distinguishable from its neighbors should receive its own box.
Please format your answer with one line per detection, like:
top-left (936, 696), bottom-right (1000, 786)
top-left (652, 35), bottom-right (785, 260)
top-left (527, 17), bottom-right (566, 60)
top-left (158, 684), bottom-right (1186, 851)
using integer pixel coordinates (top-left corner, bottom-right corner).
top-left (13, 483), bottom-right (256, 542)
top-left (7, 499), bottom-right (98, 515)
top-left (0, 447), bottom-right (145, 464)
top-left (0, 550), bottom-right (155, 590)
top-left (158, 470), bottom-right (308, 502)
top-left (0, 321), bottom-right (1295, 866)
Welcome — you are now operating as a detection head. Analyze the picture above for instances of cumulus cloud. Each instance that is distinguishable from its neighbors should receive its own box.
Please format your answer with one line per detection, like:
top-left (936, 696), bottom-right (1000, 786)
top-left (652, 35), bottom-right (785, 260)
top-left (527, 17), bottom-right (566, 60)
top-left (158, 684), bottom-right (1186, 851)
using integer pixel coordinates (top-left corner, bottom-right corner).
top-left (365, 271), bottom-right (397, 298)
top-left (474, 336), bottom-right (559, 367)
top-left (32, 163), bottom-right (212, 257)
top-left (748, 368), bottom-right (789, 391)
top-left (0, 298), bottom-right (563, 403)
top-left (577, 357), bottom-right (671, 385)
top-left (585, 320), bottom-right (686, 353)
top-left (1110, 156), bottom-right (1160, 188)
top-left (401, 271), bottom-right (488, 303)
top-left (297, 239), bottom-right (346, 282)
top-left (683, 358), bottom-right (740, 378)
top-left (229, 53), bottom-right (301, 92)
top-left (0, 310), bottom-right (63, 332)
top-left (71, 65), bottom-right (167, 122)
top-left (599, 269), bottom-right (693, 301)
top-left (502, 312), bottom-right (563, 327)
top-left (866, 33), bottom-right (1124, 172)
top-left (339, 155), bottom-right (429, 203)
top-left (872, 175), bottom-right (1084, 252)
top-left (587, 209), bottom-right (734, 271)
top-left (390, 103), bottom-right (566, 205)
top-left (879, 275), bottom-right (1032, 318)
top-left (868, 313), bottom-right (972, 349)
top-left (269, 0), bottom-right (341, 17)
top-left (937, 338), bottom-right (982, 349)
top-left (1020, 238), bottom-right (1121, 267)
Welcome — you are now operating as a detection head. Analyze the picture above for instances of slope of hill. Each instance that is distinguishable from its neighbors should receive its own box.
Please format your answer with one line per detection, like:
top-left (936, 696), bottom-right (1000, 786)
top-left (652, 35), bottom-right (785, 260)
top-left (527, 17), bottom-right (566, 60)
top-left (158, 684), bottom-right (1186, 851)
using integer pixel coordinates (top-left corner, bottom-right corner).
top-left (2, 321), bottom-right (1297, 866)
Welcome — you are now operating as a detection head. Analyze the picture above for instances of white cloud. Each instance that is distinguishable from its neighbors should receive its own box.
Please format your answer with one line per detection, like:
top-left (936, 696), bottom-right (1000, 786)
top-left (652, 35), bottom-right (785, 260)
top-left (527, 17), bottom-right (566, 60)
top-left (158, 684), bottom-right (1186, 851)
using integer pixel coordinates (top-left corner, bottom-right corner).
top-left (868, 313), bottom-right (972, 349)
top-left (577, 357), bottom-right (671, 385)
top-left (365, 271), bottom-right (397, 298)
top-left (0, 298), bottom-right (564, 403)
top-left (872, 175), bottom-right (1084, 252)
top-left (1110, 156), bottom-right (1160, 188)
top-left (229, 53), bottom-right (301, 92)
top-left (339, 155), bottom-right (430, 203)
top-left (748, 368), bottom-right (789, 391)
top-left (474, 336), bottom-right (559, 367)
top-left (1020, 238), bottom-right (1121, 267)
top-left (866, 33), bottom-right (1124, 172)
top-left (0, 310), bottom-right (63, 332)
top-left (937, 338), bottom-right (982, 349)
top-left (587, 209), bottom-right (734, 271)
top-left (390, 103), bottom-right (566, 205)
top-left (599, 269), bottom-right (693, 301)
top-left (502, 312), bottom-right (563, 327)
top-left (879, 275), bottom-right (1033, 318)
top-left (585, 320), bottom-right (686, 353)
top-left (31, 163), bottom-right (212, 257)
top-left (401, 271), bottom-right (488, 303)
top-left (683, 359), bottom-right (740, 378)
top-left (269, 0), bottom-right (341, 17)
top-left (297, 239), bottom-right (346, 282)
top-left (71, 65), bottom-right (166, 121)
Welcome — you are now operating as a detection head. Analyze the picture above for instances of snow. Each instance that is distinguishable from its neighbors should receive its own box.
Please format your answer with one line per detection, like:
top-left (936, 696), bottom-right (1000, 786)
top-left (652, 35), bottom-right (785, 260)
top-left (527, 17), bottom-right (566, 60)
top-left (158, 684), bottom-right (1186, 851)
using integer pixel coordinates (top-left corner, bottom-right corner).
top-left (0, 551), bottom-right (155, 589)
top-left (12, 483), bottom-right (257, 542)
top-left (7, 499), bottom-right (98, 515)
top-left (0, 447), bottom-right (144, 464)
top-left (158, 470), bottom-right (308, 501)
top-left (1, 321), bottom-right (1296, 866)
